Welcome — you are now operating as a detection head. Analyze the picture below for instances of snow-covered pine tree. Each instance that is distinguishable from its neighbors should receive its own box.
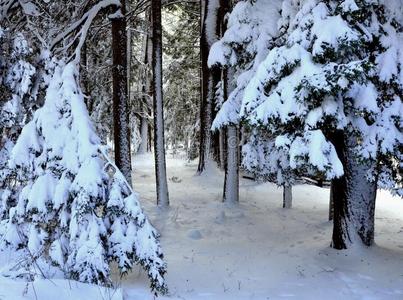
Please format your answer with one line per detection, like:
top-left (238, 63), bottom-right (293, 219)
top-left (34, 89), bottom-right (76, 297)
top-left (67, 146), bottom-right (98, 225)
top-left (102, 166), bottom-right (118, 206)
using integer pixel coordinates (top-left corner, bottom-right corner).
top-left (0, 59), bottom-right (167, 293)
top-left (209, 0), bottom-right (283, 204)
top-left (240, 0), bottom-right (402, 249)
top-left (0, 29), bottom-right (37, 219)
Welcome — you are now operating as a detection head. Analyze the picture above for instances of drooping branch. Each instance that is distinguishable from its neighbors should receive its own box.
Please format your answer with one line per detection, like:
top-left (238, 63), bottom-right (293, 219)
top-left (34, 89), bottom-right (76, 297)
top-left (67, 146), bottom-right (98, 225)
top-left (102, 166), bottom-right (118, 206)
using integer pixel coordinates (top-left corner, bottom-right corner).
top-left (50, 0), bottom-right (121, 59)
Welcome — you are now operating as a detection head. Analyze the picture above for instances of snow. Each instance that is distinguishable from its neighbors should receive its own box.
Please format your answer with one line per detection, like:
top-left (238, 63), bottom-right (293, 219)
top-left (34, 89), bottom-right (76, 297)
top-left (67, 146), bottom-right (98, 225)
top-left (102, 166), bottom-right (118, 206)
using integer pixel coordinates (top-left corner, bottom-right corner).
top-left (209, 0), bottom-right (282, 130)
top-left (0, 276), bottom-right (122, 300)
top-left (1, 61), bottom-right (166, 292)
top-left (119, 154), bottom-right (402, 300)
top-left (205, 0), bottom-right (220, 46)
top-left (1, 153), bottom-right (403, 299)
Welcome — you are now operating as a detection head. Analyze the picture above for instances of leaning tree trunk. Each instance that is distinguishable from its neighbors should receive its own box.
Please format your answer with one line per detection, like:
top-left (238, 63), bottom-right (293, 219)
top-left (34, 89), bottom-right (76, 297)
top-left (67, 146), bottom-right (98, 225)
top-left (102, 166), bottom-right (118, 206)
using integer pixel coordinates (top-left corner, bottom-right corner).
top-left (330, 131), bottom-right (377, 249)
top-left (151, 0), bottom-right (169, 207)
top-left (111, 0), bottom-right (132, 183)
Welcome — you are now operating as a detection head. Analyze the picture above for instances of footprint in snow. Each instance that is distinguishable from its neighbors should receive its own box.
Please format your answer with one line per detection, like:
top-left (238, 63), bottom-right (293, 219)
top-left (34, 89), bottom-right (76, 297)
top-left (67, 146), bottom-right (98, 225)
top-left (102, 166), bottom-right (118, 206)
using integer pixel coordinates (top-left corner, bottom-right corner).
top-left (170, 176), bottom-right (182, 183)
top-left (188, 229), bottom-right (203, 240)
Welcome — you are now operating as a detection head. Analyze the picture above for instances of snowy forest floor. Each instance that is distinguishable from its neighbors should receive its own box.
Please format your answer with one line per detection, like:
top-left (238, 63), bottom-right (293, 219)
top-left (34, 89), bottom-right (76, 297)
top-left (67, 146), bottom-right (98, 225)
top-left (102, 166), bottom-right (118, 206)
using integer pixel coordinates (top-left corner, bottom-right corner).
top-left (122, 153), bottom-right (403, 300)
top-left (1, 153), bottom-right (403, 300)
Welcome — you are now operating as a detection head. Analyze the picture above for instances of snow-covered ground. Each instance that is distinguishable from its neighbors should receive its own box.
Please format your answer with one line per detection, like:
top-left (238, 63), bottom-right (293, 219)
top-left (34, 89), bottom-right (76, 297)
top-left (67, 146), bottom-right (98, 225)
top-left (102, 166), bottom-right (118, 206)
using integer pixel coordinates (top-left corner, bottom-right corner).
top-left (1, 153), bottom-right (402, 299)
top-left (122, 154), bottom-right (403, 300)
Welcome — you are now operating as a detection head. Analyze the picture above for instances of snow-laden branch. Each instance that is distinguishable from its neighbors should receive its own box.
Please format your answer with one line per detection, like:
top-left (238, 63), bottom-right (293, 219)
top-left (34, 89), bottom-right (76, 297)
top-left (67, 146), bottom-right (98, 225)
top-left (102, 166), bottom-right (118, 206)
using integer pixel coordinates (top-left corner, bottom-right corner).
top-left (50, 0), bottom-right (120, 57)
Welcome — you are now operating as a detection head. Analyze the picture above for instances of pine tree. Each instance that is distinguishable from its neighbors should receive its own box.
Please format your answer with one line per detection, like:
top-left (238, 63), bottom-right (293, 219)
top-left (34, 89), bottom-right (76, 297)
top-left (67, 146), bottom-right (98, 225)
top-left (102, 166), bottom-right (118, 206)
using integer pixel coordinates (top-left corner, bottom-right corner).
top-left (240, 0), bottom-right (402, 248)
top-left (0, 29), bottom-right (37, 220)
top-left (0, 60), bottom-right (167, 293)
top-left (197, 0), bottom-right (225, 173)
top-left (209, 0), bottom-right (282, 203)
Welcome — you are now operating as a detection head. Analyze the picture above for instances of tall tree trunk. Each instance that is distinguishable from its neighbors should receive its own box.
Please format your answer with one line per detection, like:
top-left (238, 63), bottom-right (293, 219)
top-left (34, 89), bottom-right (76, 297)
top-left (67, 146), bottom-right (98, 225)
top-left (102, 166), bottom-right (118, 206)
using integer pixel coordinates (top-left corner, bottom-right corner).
top-left (218, 0), bottom-right (239, 205)
top-left (223, 125), bottom-right (239, 204)
top-left (138, 20), bottom-right (151, 154)
top-left (112, 1), bottom-right (132, 183)
top-left (151, 0), bottom-right (169, 207)
top-left (197, 0), bottom-right (210, 174)
top-left (197, 0), bottom-right (222, 173)
top-left (329, 131), bottom-right (377, 249)
top-left (127, 24), bottom-right (132, 106)
top-left (222, 67), bottom-right (239, 205)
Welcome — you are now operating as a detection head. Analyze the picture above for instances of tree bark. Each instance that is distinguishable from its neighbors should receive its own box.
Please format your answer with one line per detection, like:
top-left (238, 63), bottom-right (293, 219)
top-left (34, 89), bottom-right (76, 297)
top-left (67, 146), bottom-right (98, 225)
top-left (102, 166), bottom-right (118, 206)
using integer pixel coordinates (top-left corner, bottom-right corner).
top-left (218, 0), bottom-right (239, 205)
top-left (81, 41), bottom-right (93, 114)
top-left (223, 125), bottom-right (239, 204)
top-left (218, 128), bottom-right (226, 170)
top-left (329, 131), bottom-right (377, 249)
top-left (138, 103), bottom-right (149, 154)
top-left (111, 0), bottom-right (132, 183)
top-left (197, 0), bottom-right (223, 173)
top-left (283, 185), bottom-right (292, 209)
top-left (138, 20), bottom-right (151, 154)
top-left (197, 0), bottom-right (211, 174)
top-left (127, 23), bottom-right (132, 106)
top-left (151, 0), bottom-right (169, 207)
top-left (329, 181), bottom-right (335, 221)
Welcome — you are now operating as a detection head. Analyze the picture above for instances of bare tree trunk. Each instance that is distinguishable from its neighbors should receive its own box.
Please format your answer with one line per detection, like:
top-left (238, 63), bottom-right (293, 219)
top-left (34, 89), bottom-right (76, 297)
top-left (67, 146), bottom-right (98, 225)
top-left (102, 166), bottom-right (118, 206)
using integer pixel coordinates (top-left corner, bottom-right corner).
top-left (138, 20), bottom-right (151, 154)
top-left (221, 67), bottom-right (239, 204)
top-left (127, 24), bottom-right (132, 106)
top-left (218, 128), bottom-right (226, 170)
top-left (283, 185), bottom-right (292, 209)
top-left (139, 104), bottom-right (149, 154)
top-left (197, 0), bottom-right (210, 174)
top-left (81, 41), bottom-right (93, 114)
top-left (223, 125), bottom-right (239, 204)
top-left (111, 0), bottom-right (132, 183)
top-left (329, 131), bottom-right (377, 249)
top-left (151, 0), bottom-right (169, 207)
top-left (218, 0), bottom-right (239, 205)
